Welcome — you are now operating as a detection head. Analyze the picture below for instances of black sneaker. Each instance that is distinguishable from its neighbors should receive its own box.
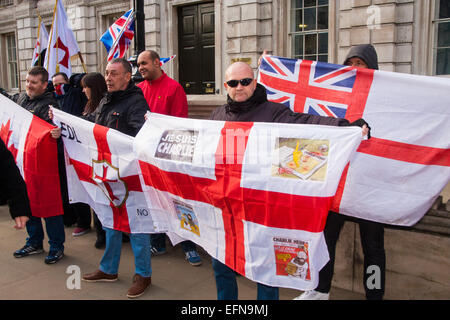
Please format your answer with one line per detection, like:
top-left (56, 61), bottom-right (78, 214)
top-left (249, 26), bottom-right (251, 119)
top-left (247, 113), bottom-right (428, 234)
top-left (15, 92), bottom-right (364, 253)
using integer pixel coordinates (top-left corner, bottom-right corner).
top-left (44, 250), bottom-right (64, 264)
top-left (13, 244), bottom-right (44, 258)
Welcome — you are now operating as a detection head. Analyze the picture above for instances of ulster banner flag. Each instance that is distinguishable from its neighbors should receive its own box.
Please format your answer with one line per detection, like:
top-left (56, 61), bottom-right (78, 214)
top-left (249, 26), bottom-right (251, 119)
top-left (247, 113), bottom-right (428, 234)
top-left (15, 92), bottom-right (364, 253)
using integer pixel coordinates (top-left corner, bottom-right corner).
top-left (31, 19), bottom-right (49, 67)
top-left (258, 56), bottom-right (450, 226)
top-left (0, 95), bottom-right (63, 218)
top-left (134, 112), bottom-right (363, 290)
top-left (51, 108), bottom-right (159, 234)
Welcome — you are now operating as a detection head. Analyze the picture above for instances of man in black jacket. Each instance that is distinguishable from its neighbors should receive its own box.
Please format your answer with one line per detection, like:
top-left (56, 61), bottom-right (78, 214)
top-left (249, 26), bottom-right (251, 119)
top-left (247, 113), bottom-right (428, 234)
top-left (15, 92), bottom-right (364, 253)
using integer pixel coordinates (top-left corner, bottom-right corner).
top-left (209, 61), bottom-right (369, 300)
top-left (0, 139), bottom-right (31, 229)
top-left (4, 67), bottom-right (66, 265)
top-left (82, 58), bottom-right (152, 299)
top-left (4, 66), bottom-right (55, 122)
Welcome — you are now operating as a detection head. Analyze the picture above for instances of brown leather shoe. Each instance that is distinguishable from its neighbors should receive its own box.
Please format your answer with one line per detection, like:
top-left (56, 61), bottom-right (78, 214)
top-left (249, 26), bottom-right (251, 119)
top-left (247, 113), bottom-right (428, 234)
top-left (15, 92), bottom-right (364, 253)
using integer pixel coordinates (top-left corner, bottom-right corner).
top-left (82, 269), bottom-right (118, 282)
top-left (127, 274), bottom-right (151, 298)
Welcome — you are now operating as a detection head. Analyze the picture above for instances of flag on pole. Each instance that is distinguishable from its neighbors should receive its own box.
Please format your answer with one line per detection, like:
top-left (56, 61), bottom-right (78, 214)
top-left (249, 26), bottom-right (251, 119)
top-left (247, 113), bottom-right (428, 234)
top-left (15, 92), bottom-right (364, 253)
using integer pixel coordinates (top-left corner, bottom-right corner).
top-left (100, 9), bottom-right (135, 62)
top-left (44, 0), bottom-right (80, 78)
top-left (258, 55), bottom-right (450, 226)
top-left (0, 95), bottom-right (63, 218)
top-left (31, 18), bottom-right (49, 67)
top-left (159, 55), bottom-right (176, 67)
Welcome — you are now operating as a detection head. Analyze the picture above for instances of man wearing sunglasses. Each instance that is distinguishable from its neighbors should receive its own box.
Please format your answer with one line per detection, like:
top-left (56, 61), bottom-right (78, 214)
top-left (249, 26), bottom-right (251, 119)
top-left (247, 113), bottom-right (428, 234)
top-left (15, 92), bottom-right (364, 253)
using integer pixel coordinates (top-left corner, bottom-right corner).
top-left (209, 61), bottom-right (370, 300)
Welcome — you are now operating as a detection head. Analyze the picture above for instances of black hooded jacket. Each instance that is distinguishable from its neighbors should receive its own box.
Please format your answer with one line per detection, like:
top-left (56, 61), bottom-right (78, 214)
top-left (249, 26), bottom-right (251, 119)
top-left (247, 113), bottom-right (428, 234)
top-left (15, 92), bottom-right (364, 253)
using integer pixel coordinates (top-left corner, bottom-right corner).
top-left (210, 83), bottom-right (350, 127)
top-left (13, 91), bottom-right (57, 123)
top-left (343, 44), bottom-right (379, 70)
top-left (0, 139), bottom-right (32, 220)
top-left (94, 81), bottom-right (149, 137)
top-left (54, 73), bottom-right (87, 116)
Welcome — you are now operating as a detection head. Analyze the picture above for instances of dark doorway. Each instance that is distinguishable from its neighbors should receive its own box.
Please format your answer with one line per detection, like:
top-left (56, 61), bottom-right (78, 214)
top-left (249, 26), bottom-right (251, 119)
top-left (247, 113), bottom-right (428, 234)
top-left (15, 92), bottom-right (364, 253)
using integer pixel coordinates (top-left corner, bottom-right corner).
top-left (178, 2), bottom-right (215, 95)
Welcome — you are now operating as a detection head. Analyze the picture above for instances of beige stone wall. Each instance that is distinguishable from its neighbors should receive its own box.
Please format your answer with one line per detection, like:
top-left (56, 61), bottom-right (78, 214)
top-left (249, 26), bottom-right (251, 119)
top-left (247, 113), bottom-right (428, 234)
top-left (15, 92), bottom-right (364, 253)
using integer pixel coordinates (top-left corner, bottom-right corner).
top-left (337, 0), bottom-right (415, 73)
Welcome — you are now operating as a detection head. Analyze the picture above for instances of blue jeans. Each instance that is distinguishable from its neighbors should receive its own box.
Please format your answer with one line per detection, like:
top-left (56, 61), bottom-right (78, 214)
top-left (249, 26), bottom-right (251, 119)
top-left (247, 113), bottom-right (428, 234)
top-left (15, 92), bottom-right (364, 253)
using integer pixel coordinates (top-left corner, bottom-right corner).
top-left (100, 227), bottom-right (152, 277)
top-left (150, 233), bottom-right (196, 253)
top-left (212, 258), bottom-right (279, 300)
top-left (26, 215), bottom-right (65, 252)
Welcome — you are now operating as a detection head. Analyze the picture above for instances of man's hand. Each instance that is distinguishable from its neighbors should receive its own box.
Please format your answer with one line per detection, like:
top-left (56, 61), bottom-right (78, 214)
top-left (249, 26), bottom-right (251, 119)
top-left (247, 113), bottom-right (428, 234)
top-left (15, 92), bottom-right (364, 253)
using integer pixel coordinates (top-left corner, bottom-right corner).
top-left (258, 50), bottom-right (269, 67)
top-left (14, 216), bottom-right (29, 229)
top-left (50, 127), bottom-right (62, 139)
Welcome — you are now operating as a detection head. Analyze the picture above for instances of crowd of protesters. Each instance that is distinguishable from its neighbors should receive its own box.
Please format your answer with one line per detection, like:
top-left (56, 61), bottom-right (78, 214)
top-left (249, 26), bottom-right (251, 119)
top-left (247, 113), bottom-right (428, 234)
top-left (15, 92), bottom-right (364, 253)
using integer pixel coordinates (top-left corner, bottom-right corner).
top-left (1, 47), bottom-right (379, 300)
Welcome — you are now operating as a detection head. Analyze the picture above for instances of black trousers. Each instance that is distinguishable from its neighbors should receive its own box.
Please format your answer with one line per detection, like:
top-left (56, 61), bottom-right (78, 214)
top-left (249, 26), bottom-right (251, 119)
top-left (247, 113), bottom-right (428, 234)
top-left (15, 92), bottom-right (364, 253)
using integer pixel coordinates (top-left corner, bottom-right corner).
top-left (316, 211), bottom-right (386, 300)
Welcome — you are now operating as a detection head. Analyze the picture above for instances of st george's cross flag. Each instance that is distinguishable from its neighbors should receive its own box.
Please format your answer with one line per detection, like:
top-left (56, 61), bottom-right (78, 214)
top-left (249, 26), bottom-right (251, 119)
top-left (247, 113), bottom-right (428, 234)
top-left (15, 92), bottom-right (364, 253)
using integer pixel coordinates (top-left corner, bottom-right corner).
top-left (31, 19), bottom-right (49, 67)
top-left (134, 112), bottom-right (363, 291)
top-left (44, 0), bottom-right (80, 78)
top-left (258, 56), bottom-right (450, 226)
top-left (0, 95), bottom-right (63, 218)
top-left (51, 108), bottom-right (161, 234)
top-left (100, 9), bottom-right (135, 62)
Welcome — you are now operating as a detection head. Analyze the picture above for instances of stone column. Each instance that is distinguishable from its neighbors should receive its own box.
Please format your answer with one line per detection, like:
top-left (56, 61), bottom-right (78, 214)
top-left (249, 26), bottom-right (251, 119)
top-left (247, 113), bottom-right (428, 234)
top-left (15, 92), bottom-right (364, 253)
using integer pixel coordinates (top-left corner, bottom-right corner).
top-left (224, 0), bottom-right (274, 70)
top-left (66, 2), bottom-right (97, 73)
top-left (144, 0), bottom-right (161, 53)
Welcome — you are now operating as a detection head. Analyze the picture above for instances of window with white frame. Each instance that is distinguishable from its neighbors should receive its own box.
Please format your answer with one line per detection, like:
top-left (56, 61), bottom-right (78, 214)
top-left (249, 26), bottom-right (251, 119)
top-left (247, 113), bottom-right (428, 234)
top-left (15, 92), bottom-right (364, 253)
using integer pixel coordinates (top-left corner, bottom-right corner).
top-left (6, 33), bottom-right (19, 90)
top-left (435, 0), bottom-right (450, 75)
top-left (289, 0), bottom-right (328, 62)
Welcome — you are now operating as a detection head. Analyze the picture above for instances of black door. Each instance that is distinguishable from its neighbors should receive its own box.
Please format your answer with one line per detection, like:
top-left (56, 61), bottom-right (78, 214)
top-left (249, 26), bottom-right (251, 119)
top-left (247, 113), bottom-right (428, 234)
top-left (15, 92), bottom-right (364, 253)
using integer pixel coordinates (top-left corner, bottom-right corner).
top-left (178, 2), bottom-right (215, 95)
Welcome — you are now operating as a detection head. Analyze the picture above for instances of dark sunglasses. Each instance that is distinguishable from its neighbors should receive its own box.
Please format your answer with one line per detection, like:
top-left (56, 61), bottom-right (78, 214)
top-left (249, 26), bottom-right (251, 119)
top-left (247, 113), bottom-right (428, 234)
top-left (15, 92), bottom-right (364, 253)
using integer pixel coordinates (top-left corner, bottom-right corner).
top-left (226, 78), bottom-right (253, 88)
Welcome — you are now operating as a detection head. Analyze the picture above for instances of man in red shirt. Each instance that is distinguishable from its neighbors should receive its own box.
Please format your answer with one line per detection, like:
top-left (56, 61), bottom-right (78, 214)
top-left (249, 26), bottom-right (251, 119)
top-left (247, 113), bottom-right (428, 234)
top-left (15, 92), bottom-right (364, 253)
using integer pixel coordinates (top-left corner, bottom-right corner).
top-left (136, 50), bottom-right (201, 267)
top-left (137, 50), bottom-right (188, 117)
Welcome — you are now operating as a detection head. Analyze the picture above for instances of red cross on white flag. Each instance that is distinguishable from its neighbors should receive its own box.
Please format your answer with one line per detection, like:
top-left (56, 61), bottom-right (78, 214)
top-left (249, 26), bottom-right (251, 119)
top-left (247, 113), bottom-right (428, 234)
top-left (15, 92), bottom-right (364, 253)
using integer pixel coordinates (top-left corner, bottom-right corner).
top-left (51, 108), bottom-right (158, 234)
top-left (134, 112), bottom-right (363, 291)
top-left (44, 0), bottom-right (80, 78)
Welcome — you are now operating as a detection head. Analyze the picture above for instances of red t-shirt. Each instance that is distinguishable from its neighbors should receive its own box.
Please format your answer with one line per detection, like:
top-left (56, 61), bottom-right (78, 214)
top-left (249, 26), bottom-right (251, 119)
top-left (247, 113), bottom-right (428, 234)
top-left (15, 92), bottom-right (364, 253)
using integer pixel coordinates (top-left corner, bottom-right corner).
top-left (137, 72), bottom-right (188, 118)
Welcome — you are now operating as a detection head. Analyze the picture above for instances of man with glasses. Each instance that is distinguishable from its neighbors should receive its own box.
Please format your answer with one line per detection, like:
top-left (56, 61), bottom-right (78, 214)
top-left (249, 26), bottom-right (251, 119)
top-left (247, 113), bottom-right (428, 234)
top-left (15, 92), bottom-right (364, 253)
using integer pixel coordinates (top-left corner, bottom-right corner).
top-left (209, 61), bottom-right (370, 300)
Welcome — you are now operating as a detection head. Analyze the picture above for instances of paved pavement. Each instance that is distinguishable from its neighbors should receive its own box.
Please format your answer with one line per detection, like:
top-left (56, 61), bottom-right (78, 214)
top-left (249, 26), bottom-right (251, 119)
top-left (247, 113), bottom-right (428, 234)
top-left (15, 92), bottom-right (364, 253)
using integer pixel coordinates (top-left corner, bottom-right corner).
top-left (0, 205), bottom-right (364, 300)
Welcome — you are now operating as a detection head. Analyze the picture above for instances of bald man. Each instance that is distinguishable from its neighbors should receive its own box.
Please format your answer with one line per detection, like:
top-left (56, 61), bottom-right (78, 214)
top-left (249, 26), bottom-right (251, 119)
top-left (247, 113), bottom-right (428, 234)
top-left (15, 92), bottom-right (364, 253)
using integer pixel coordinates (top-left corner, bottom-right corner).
top-left (209, 61), bottom-right (370, 300)
top-left (137, 50), bottom-right (188, 117)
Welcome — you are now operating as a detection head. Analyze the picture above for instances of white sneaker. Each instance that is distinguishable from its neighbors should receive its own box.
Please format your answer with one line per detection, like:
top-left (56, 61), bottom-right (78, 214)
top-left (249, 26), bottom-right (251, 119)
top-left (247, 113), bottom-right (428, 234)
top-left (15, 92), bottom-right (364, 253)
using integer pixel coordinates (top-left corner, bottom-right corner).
top-left (293, 290), bottom-right (330, 300)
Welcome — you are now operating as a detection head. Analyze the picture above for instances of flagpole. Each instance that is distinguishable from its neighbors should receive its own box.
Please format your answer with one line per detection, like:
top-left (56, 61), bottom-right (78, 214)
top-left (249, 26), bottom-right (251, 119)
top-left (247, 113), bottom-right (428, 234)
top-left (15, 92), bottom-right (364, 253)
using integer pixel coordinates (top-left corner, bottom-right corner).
top-left (37, 14), bottom-right (42, 66)
top-left (55, 0), bottom-right (59, 73)
top-left (45, 0), bottom-right (58, 70)
top-left (77, 51), bottom-right (87, 73)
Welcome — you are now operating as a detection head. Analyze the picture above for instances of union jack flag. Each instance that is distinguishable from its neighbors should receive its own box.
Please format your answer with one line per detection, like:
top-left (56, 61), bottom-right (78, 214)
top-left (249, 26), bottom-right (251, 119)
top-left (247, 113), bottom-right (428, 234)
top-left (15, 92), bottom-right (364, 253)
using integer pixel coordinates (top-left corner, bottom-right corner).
top-left (159, 55), bottom-right (176, 67)
top-left (100, 9), bottom-right (135, 61)
top-left (258, 56), bottom-right (372, 120)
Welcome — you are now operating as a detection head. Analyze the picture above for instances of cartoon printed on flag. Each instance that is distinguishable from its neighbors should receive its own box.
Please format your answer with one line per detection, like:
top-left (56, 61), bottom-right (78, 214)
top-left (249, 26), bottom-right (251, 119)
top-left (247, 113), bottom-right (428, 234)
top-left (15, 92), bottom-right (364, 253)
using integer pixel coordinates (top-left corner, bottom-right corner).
top-left (173, 199), bottom-right (200, 236)
top-left (154, 130), bottom-right (199, 163)
top-left (272, 138), bottom-right (329, 181)
top-left (273, 237), bottom-right (311, 281)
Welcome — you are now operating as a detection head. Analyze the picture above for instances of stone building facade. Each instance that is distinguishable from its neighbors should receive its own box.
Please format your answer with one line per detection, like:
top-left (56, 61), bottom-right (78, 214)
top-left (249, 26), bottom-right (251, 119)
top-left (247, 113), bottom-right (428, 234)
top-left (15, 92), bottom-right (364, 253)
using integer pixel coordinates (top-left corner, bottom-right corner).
top-left (0, 0), bottom-right (449, 298)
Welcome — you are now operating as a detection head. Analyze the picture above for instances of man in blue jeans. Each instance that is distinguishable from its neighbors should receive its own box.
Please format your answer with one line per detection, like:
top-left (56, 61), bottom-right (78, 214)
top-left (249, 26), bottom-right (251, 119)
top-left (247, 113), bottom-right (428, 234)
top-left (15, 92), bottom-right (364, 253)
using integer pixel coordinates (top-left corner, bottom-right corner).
top-left (6, 66), bottom-right (65, 264)
top-left (81, 58), bottom-right (151, 298)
